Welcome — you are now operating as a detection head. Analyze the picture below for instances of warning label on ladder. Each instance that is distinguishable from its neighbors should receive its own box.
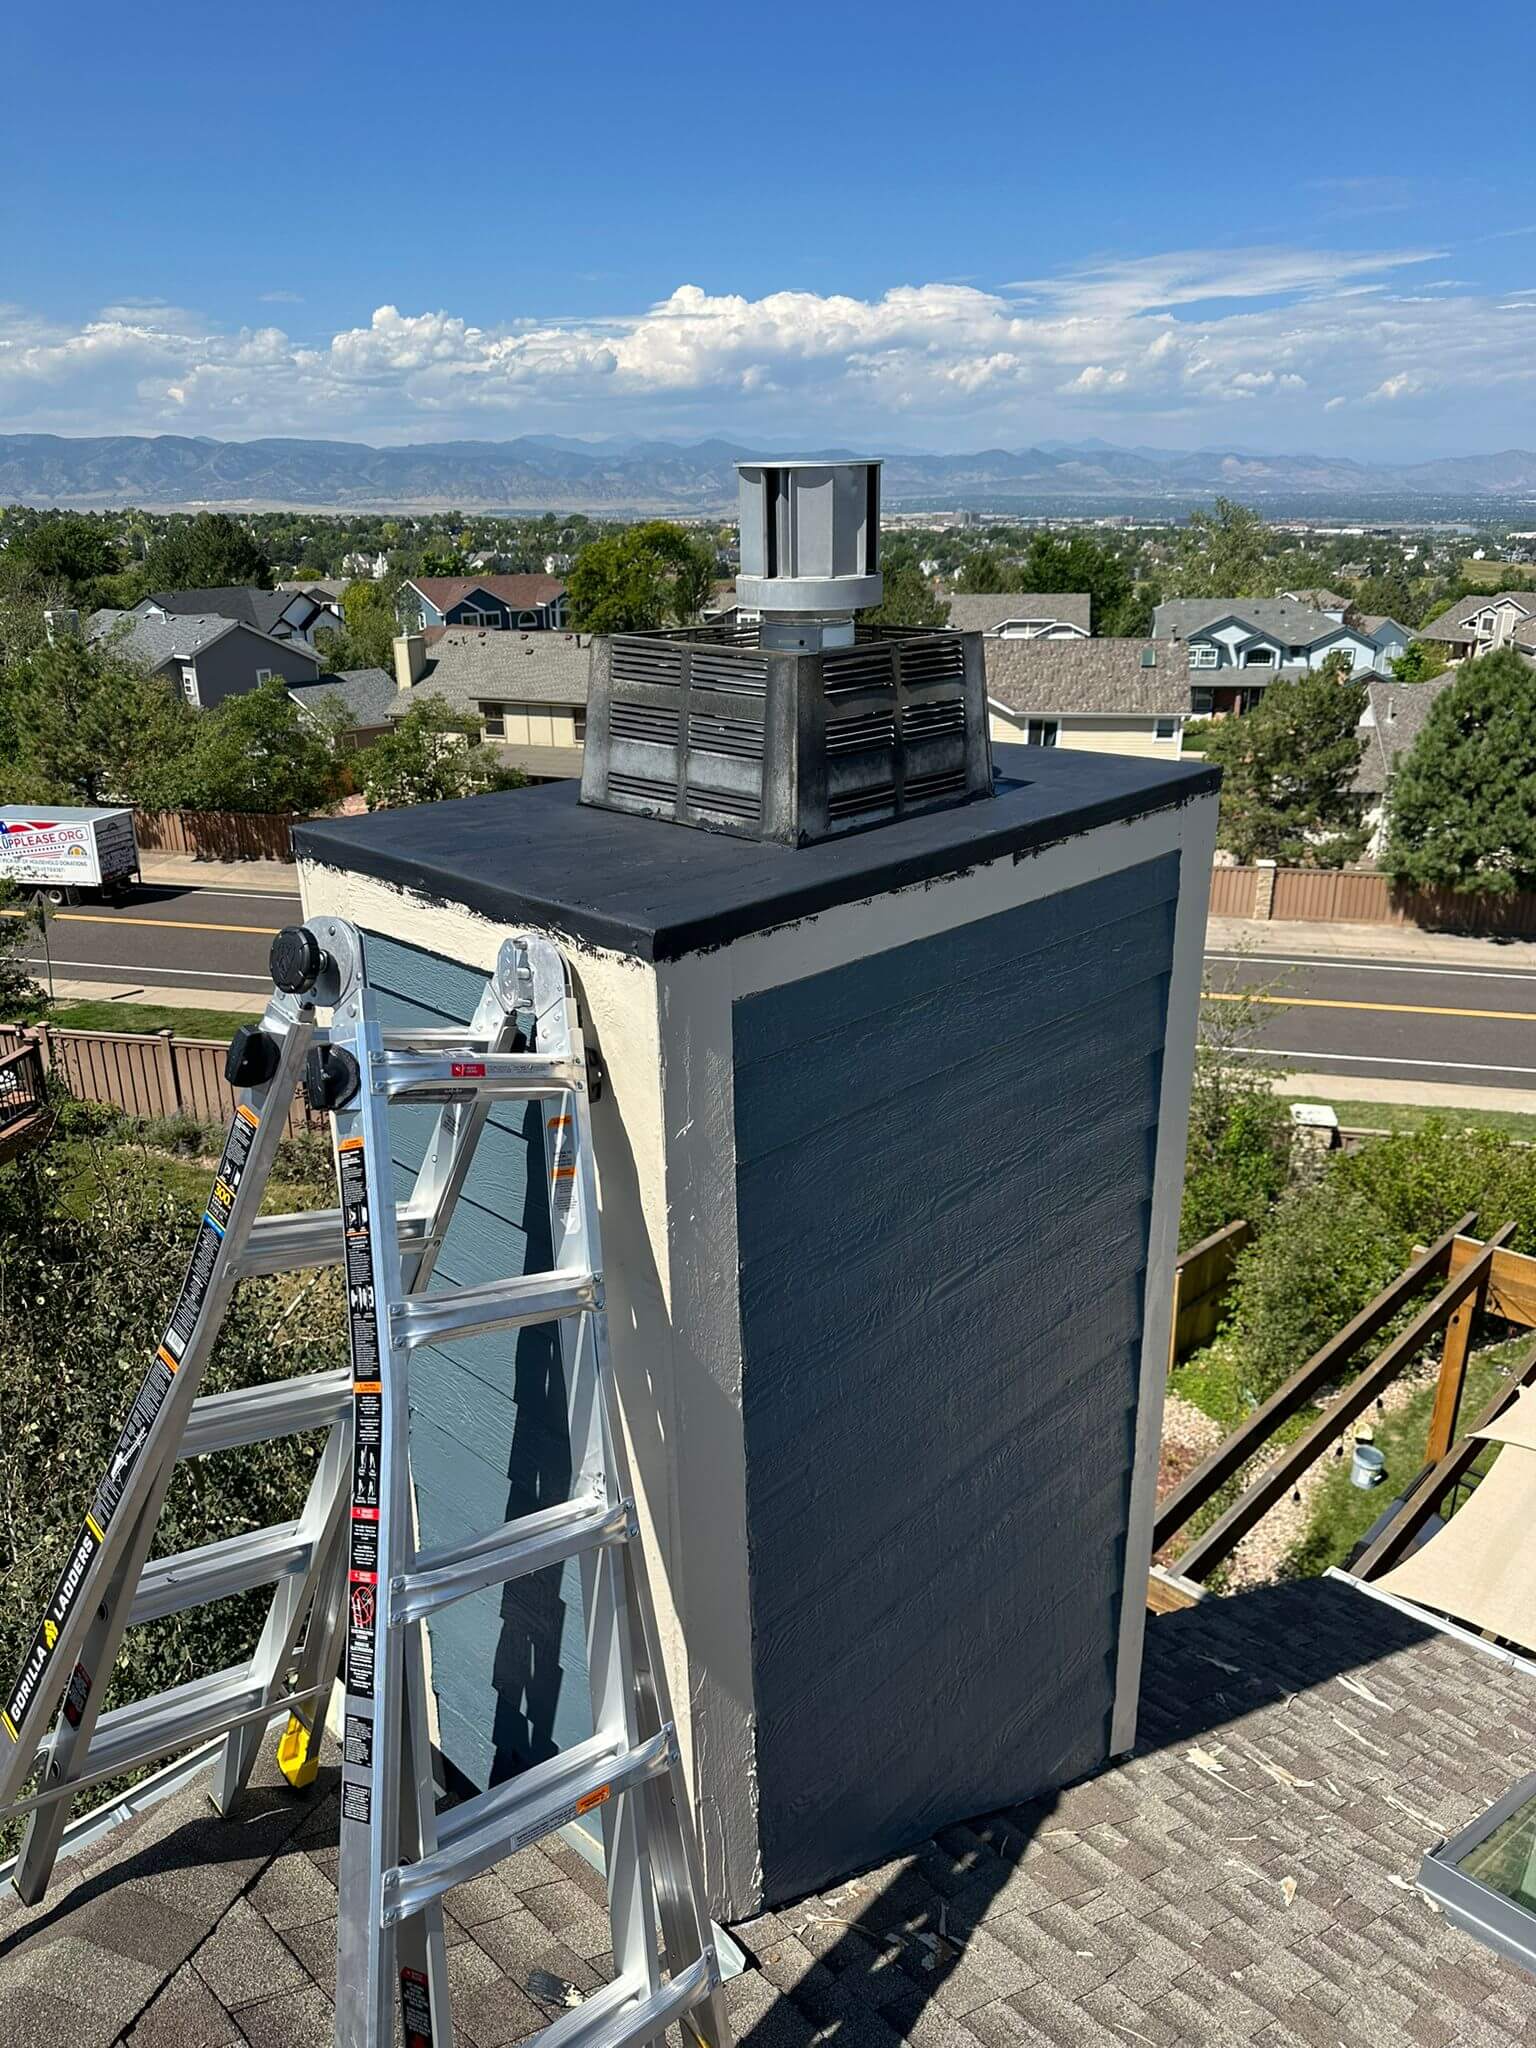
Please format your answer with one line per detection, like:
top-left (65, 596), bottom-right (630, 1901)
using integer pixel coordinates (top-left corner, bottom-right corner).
top-left (163, 1105), bottom-right (260, 1365)
top-left (339, 1137), bottom-right (381, 1709)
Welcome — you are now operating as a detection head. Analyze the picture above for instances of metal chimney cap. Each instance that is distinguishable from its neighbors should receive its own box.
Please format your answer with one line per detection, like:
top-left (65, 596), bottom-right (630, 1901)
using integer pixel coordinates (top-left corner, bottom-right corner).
top-left (735, 459), bottom-right (883, 619)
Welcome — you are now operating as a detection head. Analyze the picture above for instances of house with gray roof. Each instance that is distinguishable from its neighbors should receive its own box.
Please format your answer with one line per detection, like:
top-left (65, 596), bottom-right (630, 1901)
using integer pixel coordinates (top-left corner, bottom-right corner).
top-left (391, 627), bottom-right (592, 779)
top-left (138, 584), bottom-right (342, 650)
top-left (88, 607), bottom-right (321, 709)
top-left (946, 592), bottom-right (1091, 638)
top-left (1354, 672), bottom-right (1456, 856)
top-left (985, 637), bottom-right (1192, 758)
top-left (1153, 596), bottom-right (1382, 687)
top-left (286, 667), bottom-right (397, 744)
top-left (1280, 585), bottom-right (1349, 616)
top-left (1420, 590), bottom-right (1536, 661)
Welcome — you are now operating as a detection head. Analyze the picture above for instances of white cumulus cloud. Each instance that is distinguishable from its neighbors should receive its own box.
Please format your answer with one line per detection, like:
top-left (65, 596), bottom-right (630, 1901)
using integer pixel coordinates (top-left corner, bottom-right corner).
top-left (0, 240), bottom-right (1529, 448)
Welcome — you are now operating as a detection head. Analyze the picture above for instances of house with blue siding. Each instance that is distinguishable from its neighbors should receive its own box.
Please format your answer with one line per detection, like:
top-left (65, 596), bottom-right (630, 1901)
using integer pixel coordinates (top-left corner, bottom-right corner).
top-left (401, 573), bottom-right (568, 633)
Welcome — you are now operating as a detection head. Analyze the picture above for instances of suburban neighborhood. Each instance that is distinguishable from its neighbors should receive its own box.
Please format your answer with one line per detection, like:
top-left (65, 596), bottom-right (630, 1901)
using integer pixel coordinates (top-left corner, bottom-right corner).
top-left (6, 4), bottom-right (1536, 2045)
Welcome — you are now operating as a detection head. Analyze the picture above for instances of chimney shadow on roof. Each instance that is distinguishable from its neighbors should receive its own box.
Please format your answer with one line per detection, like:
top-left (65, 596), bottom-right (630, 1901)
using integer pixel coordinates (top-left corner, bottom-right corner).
top-left (730, 1574), bottom-right (1436, 2048)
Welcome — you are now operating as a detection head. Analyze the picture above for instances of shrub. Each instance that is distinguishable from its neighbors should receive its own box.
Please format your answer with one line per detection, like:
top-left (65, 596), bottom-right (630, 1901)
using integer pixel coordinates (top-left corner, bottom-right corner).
top-left (0, 1124), bottom-right (345, 1845)
top-left (1181, 984), bottom-right (1292, 1248)
top-left (1219, 1179), bottom-right (1414, 1401)
top-left (1334, 1119), bottom-right (1536, 1253)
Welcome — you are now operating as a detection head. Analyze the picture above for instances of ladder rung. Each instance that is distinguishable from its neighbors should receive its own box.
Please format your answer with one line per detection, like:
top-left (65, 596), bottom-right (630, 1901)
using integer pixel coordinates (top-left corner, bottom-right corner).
top-left (394, 1494), bottom-right (632, 1625)
top-left (391, 1269), bottom-right (597, 1350)
top-left (131, 1522), bottom-right (312, 1626)
top-left (182, 1369), bottom-right (351, 1457)
top-left (385, 1727), bottom-right (674, 1920)
top-left (526, 1956), bottom-right (716, 2048)
top-left (233, 1208), bottom-right (434, 1278)
top-left (379, 1026), bottom-right (502, 1051)
top-left (82, 1666), bottom-right (320, 1785)
top-left (377, 1050), bottom-right (581, 1101)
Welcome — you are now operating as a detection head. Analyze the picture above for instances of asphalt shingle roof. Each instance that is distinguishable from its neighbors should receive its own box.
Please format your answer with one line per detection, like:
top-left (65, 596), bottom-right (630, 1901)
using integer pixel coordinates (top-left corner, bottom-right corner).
top-left (1153, 597), bottom-right (1347, 647)
top-left (985, 637), bottom-right (1191, 716)
top-left (287, 667), bottom-right (397, 730)
top-left (144, 588), bottom-right (293, 637)
top-left (1419, 592), bottom-right (1536, 642)
top-left (1355, 674), bottom-right (1456, 795)
top-left (946, 593), bottom-right (1092, 635)
top-left (88, 609), bottom-right (236, 670)
top-left (1281, 586), bottom-right (1349, 612)
top-left (3, 1575), bottom-right (1533, 2047)
top-left (408, 574), bottom-right (567, 613)
top-left (414, 630), bottom-right (592, 711)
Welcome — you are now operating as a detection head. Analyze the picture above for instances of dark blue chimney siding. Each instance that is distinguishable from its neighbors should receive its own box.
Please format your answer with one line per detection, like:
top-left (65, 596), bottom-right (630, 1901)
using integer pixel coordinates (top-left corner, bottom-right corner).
top-left (355, 930), bottom-right (594, 1798)
top-left (731, 856), bottom-right (1178, 1901)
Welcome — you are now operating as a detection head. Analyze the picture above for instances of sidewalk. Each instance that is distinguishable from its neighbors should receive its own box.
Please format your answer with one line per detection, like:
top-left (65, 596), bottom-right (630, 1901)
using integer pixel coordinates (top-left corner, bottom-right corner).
top-left (1272, 1070), bottom-right (1536, 1116)
top-left (139, 853), bottom-right (298, 894)
top-left (1206, 913), bottom-right (1536, 968)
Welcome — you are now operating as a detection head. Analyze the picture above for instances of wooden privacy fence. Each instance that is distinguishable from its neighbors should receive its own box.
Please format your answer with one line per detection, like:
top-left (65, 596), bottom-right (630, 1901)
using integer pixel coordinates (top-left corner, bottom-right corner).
top-left (1211, 863), bottom-right (1536, 936)
top-left (1170, 1218), bottom-right (1252, 1365)
top-left (134, 810), bottom-right (299, 863)
top-left (0, 1022), bottom-right (316, 1137)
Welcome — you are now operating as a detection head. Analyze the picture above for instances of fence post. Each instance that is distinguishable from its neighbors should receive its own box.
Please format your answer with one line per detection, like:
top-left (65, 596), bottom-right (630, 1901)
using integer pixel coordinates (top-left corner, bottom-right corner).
top-left (156, 1028), bottom-right (183, 1115)
top-left (27, 1022), bottom-right (52, 1075)
top-left (1253, 859), bottom-right (1277, 920)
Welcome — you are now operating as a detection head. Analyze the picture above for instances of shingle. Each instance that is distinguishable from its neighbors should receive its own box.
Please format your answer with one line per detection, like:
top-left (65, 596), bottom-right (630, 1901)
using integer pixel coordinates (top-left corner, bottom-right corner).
top-left (191, 1895), bottom-right (312, 2010)
top-left (946, 594), bottom-right (1092, 636)
top-left (124, 1963), bottom-right (246, 2048)
top-left (227, 1979), bottom-right (336, 2048)
top-left (985, 637), bottom-right (1190, 716)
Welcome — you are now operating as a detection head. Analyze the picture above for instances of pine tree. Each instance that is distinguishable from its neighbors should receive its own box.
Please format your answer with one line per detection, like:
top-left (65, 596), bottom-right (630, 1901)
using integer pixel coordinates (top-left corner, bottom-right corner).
top-left (1202, 657), bottom-right (1367, 865)
top-left (1384, 649), bottom-right (1536, 894)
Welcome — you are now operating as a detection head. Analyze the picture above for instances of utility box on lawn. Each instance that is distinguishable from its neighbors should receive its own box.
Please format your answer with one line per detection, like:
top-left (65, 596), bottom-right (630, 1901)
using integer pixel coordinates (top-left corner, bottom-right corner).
top-left (295, 744), bottom-right (1217, 1920)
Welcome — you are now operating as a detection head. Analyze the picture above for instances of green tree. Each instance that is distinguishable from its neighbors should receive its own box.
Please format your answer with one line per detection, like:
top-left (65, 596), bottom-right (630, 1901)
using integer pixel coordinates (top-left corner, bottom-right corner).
top-left (143, 513), bottom-right (272, 592)
top-left (566, 523), bottom-right (714, 632)
top-left (1015, 533), bottom-right (1148, 636)
top-left (1384, 649), bottom-right (1536, 895)
top-left (0, 640), bottom-right (194, 806)
top-left (861, 548), bottom-right (949, 629)
top-left (1202, 656), bottom-right (1368, 865)
top-left (1168, 498), bottom-right (1271, 600)
top-left (0, 883), bottom-right (44, 1020)
top-left (1182, 979), bottom-right (1292, 1247)
top-left (1351, 567), bottom-right (1418, 625)
top-left (1390, 639), bottom-right (1447, 683)
top-left (314, 575), bottom-right (405, 673)
top-left (358, 697), bottom-right (525, 809)
top-left (15, 515), bottom-right (118, 594)
top-left (956, 545), bottom-right (1008, 590)
top-left (161, 678), bottom-right (343, 815)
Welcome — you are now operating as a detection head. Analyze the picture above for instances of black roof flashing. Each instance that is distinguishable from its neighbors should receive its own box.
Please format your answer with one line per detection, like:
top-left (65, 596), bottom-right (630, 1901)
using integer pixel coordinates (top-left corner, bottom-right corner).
top-left (294, 745), bottom-right (1219, 963)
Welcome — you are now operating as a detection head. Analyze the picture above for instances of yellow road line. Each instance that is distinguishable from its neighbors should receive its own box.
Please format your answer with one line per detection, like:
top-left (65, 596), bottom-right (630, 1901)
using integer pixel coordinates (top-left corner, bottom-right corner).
top-left (0, 909), bottom-right (278, 936)
top-left (1207, 990), bottom-right (1536, 1023)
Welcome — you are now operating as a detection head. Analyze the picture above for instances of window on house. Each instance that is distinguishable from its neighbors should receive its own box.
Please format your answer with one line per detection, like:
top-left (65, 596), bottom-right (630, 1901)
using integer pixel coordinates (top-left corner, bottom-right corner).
top-left (255, 668), bottom-right (273, 683)
top-left (480, 702), bottom-right (506, 738)
top-left (180, 665), bottom-right (200, 707)
top-left (1153, 717), bottom-right (1178, 742)
top-left (1242, 648), bottom-right (1276, 667)
top-left (1190, 643), bottom-right (1217, 669)
top-left (573, 708), bottom-right (587, 743)
top-left (1024, 719), bottom-right (1059, 748)
top-left (1191, 688), bottom-right (1214, 715)
top-left (518, 612), bottom-right (539, 629)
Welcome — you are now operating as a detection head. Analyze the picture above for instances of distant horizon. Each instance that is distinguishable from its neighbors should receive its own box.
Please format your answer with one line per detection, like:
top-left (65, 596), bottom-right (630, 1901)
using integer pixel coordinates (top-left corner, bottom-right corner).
top-left (10, 427), bottom-right (1536, 470)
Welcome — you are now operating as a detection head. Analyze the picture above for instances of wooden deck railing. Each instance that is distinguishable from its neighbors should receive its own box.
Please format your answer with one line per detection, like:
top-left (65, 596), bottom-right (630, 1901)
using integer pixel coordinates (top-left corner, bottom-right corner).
top-left (0, 1039), bottom-right (49, 1160)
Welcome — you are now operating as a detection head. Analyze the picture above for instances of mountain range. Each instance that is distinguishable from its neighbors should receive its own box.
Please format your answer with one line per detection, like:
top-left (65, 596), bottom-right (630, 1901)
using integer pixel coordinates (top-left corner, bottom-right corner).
top-left (6, 432), bottom-right (1536, 515)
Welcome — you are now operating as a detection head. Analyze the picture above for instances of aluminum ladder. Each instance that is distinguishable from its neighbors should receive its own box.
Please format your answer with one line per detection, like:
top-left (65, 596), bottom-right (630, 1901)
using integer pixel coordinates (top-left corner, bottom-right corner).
top-left (0, 916), bottom-right (728, 2048)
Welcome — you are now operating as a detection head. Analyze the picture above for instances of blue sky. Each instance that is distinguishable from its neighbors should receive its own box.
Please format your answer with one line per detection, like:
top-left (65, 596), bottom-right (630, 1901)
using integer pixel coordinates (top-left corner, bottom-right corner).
top-left (5, 0), bottom-right (1536, 457)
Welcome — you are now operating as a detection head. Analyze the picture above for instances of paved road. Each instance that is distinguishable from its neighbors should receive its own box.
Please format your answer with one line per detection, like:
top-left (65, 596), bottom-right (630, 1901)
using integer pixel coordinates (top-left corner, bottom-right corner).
top-left (10, 890), bottom-right (1536, 1092)
top-left (1206, 949), bottom-right (1536, 1092)
top-left (4, 883), bottom-right (302, 999)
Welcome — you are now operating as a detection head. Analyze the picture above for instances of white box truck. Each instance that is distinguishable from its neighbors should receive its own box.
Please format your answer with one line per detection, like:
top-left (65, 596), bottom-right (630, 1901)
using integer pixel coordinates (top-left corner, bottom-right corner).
top-left (0, 807), bottom-right (141, 905)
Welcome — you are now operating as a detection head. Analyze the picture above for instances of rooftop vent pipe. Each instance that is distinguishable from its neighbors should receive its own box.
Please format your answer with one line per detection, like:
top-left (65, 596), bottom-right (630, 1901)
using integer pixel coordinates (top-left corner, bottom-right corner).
top-left (735, 460), bottom-right (883, 650)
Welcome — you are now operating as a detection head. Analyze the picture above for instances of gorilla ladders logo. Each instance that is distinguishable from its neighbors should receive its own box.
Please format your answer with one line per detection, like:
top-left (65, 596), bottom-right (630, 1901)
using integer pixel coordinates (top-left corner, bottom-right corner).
top-left (3, 1520), bottom-right (101, 1740)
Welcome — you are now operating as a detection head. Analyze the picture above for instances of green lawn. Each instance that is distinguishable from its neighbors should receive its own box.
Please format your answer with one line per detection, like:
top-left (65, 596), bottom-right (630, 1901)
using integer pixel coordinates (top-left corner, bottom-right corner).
top-left (1282, 1337), bottom-right (1529, 1577)
top-left (44, 1000), bottom-right (259, 1039)
top-left (1321, 1098), bottom-right (1536, 1143)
